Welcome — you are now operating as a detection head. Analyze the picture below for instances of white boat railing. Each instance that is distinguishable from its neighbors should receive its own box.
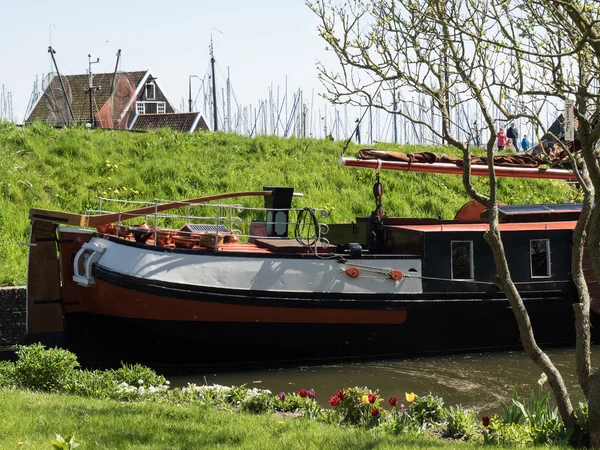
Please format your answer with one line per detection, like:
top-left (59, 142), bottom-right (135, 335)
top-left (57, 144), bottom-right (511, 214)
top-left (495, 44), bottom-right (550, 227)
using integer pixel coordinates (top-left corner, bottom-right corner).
top-left (85, 195), bottom-right (330, 249)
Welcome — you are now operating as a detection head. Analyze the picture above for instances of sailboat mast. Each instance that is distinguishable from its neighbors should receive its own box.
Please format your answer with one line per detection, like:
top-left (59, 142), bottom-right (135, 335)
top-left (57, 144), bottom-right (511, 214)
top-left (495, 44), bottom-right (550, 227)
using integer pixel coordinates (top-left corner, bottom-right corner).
top-left (48, 46), bottom-right (74, 124)
top-left (211, 38), bottom-right (218, 131)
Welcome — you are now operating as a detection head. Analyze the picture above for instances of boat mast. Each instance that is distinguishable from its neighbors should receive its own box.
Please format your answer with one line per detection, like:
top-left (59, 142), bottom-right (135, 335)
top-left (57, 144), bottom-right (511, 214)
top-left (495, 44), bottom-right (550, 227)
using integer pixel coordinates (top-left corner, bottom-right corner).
top-left (108, 49), bottom-right (122, 96)
top-left (48, 46), bottom-right (74, 124)
top-left (210, 37), bottom-right (218, 131)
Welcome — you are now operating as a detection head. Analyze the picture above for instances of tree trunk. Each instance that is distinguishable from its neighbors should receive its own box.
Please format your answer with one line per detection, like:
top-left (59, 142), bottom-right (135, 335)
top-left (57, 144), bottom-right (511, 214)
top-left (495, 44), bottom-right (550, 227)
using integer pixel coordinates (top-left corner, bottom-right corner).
top-left (483, 225), bottom-right (575, 429)
top-left (590, 371), bottom-right (600, 448)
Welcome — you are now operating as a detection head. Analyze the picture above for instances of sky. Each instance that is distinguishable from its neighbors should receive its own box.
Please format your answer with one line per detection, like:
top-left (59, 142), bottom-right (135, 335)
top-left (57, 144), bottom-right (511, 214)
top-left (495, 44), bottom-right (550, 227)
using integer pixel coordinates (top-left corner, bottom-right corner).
top-left (0, 0), bottom-right (336, 128)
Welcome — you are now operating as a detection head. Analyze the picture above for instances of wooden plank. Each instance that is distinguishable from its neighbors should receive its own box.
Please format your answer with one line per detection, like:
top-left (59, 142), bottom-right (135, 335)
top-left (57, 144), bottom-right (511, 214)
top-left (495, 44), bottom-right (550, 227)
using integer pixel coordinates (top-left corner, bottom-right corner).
top-left (29, 209), bottom-right (88, 226)
top-left (27, 221), bottom-right (64, 335)
top-left (29, 191), bottom-right (273, 228)
top-left (253, 238), bottom-right (330, 253)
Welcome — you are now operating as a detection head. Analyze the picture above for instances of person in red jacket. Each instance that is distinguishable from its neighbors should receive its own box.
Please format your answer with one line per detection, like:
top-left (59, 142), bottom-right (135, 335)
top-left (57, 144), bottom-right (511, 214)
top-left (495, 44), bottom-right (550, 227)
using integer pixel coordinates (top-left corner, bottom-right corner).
top-left (496, 128), bottom-right (507, 151)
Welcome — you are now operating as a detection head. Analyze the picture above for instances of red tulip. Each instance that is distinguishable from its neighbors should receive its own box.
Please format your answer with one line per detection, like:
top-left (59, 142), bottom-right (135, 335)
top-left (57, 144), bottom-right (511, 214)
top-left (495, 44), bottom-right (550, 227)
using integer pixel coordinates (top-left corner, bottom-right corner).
top-left (389, 396), bottom-right (398, 407)
top-left (298, 389), bottom-right (307, 398)
top-left (482, 416), bottom-right (490, 427)
top-left (368, 393), bottom-right (377, 404)
top-left (329, 396), bottom-right (340, 407)
top-left (371, 408), bottom-right (379, 417)
top-left (337, 389), bottom-right (345, 399)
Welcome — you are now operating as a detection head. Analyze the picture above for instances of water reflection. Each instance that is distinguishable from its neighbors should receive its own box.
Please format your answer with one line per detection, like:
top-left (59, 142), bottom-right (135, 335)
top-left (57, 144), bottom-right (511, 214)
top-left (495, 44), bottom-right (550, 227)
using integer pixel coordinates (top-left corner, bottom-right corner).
top-left (171, 347), bottom-right (599, 414)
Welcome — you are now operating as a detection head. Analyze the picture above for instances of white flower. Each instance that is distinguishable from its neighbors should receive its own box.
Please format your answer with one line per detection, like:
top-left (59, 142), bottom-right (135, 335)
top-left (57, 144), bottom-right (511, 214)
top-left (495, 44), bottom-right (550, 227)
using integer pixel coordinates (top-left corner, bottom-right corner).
top-left (138, 379), bottom-right (144, 385)
top-left (538, 373), bottom-right (548, 386)
top-left (165, 380), bottom-right (170, 385)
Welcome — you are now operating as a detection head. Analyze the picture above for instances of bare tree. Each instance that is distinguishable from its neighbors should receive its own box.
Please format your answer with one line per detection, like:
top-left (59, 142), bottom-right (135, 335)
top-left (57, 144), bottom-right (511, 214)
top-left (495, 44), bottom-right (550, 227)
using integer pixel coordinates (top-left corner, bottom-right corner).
top-left (308, 0), bottom-right (600, 437)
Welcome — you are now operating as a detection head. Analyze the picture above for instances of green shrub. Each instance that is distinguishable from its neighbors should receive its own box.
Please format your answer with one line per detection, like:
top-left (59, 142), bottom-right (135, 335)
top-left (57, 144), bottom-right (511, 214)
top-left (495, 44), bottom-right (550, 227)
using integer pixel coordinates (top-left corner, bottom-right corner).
top-left (409, 393), bottom-right (444, 427)
top-left (14, 344), bottom-right (79, 392)
top-left (107, 362), bottom-right (166, 388)
top-left (330, 387), bottom-right (380, 426)
top-left (380, 409), bottom-right (420, 436)
top-left (500, 389), bottom-right (524, 424)
top-left (0, 360), bottom-right (15, 387)
top-left (443, 405), bottom-right (477, 439)
top-left (68, 369), bottom-right (115, 399)
top-left (239, 388), bottom-right (275, 414)
top-left (482, 417), bottom-right (534, 447)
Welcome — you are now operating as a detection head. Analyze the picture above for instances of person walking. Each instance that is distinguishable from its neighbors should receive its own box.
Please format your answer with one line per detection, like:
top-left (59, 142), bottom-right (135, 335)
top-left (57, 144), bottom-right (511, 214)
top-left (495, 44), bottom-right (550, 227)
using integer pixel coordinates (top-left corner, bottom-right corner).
top-left (496, 128), bottom-right (507, 151)
top-left (521, 135), bottom-right (531, 152)
top-left (507, 123), bottom-right (520, 152)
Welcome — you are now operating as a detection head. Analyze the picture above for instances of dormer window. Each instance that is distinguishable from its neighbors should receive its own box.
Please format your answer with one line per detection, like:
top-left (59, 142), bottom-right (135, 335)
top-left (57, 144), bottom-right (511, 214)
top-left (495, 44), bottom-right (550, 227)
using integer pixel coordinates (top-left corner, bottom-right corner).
top-left (145, 82), bottom-right (156, 100)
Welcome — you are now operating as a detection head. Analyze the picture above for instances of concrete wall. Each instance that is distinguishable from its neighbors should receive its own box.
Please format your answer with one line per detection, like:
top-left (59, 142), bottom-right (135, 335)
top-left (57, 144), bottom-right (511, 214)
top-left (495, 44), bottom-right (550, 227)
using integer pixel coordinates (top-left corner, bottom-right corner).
top-left (0, 287), bottom-right (26, 346)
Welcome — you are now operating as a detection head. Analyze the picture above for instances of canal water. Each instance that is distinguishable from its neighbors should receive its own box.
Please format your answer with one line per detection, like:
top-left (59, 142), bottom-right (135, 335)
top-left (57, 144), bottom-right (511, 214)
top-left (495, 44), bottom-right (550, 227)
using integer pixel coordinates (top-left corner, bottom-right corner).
top-left (171, 346), bottom-right (599, 415)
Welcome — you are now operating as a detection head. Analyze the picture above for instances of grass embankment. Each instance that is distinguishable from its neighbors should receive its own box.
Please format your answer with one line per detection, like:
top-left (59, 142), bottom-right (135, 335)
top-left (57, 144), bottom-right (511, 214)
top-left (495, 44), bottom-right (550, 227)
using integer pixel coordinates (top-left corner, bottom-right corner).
top-left (0, 390), bottom-right (567, 450)
top-left (0, 122), bottom-right (575, 286)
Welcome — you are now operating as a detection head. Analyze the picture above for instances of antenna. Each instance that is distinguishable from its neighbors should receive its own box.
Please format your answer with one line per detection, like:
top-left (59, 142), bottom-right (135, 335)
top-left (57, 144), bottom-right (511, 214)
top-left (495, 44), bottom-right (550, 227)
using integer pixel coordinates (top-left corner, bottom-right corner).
top-left (87, 54), bottom-right (100, 127)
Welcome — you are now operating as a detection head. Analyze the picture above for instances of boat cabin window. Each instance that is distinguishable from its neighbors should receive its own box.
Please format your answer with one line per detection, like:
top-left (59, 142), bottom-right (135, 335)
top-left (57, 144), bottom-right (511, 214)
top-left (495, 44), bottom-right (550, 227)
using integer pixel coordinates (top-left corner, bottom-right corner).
top-left (451, 241), bottom-right (473, 280)
top-left (530, 239), bottom-right (551, 277)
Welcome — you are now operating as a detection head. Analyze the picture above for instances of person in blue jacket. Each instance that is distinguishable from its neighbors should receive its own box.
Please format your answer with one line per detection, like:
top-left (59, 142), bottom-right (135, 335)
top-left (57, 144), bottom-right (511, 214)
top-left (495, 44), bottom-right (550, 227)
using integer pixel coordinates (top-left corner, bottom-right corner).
top-left (521, 135), bottom-right (531, 153)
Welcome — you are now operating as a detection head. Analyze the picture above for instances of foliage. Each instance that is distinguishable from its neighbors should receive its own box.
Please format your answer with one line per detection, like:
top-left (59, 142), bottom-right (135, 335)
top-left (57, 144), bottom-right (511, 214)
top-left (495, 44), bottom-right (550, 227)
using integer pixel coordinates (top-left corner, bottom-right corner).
top-left (0, 345), bottom-right (578, 447)
top-left (325, 386), bottom-right (383, 426)
top-left (482, 417), bottom-right (534, 447)
top-left (106, 362), bottom-right (167, 388)
top-left (443, 405), bottom-right (477, 439)
top-left (13, 344), bottom-right (79, 392)
top-left (496, 380), bottom-right (567, 446)
top-left (500, 389), bottom-right (525, 425)
top-left (408, 393), bottom-right (444, 427)
top-left (379, 409), bottom-right (421, 436)
top-left (0, 389), bottom-right (458, 450)
top-left (0, 123), bottom-right (574, 286)
top-left (573, 401), bottom-right (589, 447)
top-left (51, 434), bottom-right (80, 450)
top-left (0, 360), bottom-right (15, 387)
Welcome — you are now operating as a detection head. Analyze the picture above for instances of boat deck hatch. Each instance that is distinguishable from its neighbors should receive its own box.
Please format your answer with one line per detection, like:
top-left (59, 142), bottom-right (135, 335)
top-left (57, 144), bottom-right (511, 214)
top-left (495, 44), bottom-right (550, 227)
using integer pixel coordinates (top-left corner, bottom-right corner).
top-left (180, 224), bottom-right (230, 234)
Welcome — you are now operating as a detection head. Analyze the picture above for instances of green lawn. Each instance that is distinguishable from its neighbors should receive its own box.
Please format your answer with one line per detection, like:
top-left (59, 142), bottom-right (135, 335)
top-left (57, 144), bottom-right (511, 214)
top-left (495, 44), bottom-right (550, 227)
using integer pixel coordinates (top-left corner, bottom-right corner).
top-left (0, 389), bottom-right (569, 450)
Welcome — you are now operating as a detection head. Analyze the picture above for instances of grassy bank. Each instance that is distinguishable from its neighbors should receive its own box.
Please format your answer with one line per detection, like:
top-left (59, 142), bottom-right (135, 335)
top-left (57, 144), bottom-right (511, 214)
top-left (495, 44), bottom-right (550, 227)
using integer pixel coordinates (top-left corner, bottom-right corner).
top-left (0, 122), bottom-right (575, 286)
top-left (0, 389), bottom-right (456, 450)
top-left (0, 345), bottom-right (585, 449)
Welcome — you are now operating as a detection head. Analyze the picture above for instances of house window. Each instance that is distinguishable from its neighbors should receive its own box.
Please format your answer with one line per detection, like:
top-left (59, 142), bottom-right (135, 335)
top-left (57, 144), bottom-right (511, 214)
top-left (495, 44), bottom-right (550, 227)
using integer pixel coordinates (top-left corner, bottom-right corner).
top-left (136, 102), bottom-right (145, 115)
top-left (146, 83), bottom-right (156, 100)
top-left (157, 102), bottom-right (166, 114)
top-left (451, 241), bottom-right (473, 280)
top-left (530, 239), bottom-right (551, 277)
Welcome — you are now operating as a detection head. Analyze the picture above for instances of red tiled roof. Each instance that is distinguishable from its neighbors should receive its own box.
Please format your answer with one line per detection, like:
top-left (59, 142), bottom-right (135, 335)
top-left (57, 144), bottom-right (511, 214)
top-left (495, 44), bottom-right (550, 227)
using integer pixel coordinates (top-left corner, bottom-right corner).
top-left (130, 113), bottom-right (209, 133)
top-left (26, 71), bottom-right (147, 124)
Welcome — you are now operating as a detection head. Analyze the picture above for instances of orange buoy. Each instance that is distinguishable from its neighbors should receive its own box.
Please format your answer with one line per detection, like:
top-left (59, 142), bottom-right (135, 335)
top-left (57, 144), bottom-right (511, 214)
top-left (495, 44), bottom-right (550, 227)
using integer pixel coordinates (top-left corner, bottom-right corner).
top-left (390, 270), bottom-right (403, 280)
top-left (345, 267), bottom-right (360, 278)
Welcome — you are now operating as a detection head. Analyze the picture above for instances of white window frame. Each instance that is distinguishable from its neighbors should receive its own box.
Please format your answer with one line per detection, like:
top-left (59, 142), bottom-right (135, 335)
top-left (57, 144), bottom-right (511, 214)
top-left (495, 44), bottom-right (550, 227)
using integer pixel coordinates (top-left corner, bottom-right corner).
top-left (136, 102), bottom-right (145, 115)
top-left (451, 240), bottom-right (474, 280)
top-left (157, 102), bottom-right (166, 114)
top-left (146, 82), bottom-right (156, 100)
top-left (530, 239), bottom-right (551, 278)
